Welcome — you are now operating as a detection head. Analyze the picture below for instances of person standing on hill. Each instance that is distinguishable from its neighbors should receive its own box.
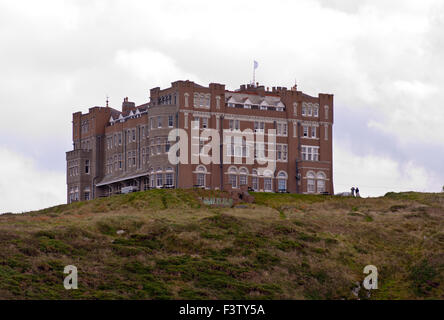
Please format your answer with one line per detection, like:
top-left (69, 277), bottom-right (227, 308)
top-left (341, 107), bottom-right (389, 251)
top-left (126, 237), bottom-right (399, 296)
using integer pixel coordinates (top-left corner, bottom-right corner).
top-left (355, 187), bottom-right (360, 197)
top-left (351, 187), bottom-right (355, 197)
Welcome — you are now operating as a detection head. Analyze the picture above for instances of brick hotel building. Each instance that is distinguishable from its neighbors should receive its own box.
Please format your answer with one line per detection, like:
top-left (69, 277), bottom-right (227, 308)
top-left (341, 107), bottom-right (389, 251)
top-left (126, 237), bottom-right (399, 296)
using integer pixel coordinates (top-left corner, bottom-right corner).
top-left (66, 81), bottom-right (333, 203)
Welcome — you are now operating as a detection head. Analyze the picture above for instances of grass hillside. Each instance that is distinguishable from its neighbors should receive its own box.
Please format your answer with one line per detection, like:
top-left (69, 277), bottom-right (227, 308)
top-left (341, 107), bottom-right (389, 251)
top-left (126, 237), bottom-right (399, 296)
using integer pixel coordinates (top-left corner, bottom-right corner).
top-left (0, 189), bottom-right (443, 300)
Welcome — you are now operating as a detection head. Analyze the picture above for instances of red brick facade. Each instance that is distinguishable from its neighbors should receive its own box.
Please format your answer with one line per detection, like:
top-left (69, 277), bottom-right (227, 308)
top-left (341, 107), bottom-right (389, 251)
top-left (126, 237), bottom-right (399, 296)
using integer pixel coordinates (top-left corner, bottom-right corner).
top-left (66, 81), bottom-right (333, 203)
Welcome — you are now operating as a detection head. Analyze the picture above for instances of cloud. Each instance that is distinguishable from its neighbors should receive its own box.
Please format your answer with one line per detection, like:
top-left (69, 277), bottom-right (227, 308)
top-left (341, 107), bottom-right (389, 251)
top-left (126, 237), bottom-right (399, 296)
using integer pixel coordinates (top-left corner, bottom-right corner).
top-left (0, 147), bottom-right (65, 213)
top-left (0, 0), bottom-right (443, 211)
top-left (114, 49), bottom-right (200, 87)
top-left (333, 143), bottom-right (439, 197)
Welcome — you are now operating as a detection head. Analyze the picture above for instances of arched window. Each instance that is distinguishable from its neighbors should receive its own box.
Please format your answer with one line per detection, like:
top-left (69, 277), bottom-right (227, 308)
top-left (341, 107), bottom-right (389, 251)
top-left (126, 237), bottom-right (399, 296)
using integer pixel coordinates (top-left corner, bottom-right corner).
top-left (193, 93), bottom-right (199, 107)
top-left (306, 171), bottom-right (316, 193)
top-left (263, 170), bottom-right (273, 192)
top-left (184, 93), bottom-right (189, 108)
top-left (228, 166), bottom-right (238, 188)
top-left (252, 169), bottom-right (258, 191)
top-left (239, 167), bottom-right (248, 186)
top-left (317, 172), bottom-right (326, 193)
top-left (277, 171), bottom-right (288, 192)
top-left (196, 165), bottom-right (206, 187)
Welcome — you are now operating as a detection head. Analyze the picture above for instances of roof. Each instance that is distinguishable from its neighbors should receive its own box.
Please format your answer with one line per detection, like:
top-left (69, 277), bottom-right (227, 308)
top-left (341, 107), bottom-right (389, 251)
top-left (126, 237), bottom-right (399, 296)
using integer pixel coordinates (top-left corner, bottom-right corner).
top-left (225, 92), bottom-right (283, 107)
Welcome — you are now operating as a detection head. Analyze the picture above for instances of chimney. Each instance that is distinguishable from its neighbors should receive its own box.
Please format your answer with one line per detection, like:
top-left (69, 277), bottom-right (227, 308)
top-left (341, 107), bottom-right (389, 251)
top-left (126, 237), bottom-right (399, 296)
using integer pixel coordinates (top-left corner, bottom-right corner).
top-left (122, 97), bottom-right (135, 113)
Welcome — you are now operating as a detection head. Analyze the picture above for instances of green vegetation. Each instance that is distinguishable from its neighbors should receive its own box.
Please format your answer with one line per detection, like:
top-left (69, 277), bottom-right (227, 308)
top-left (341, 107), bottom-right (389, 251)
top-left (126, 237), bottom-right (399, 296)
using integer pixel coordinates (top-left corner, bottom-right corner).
top-left (0, 189), bottom-right (443, 299)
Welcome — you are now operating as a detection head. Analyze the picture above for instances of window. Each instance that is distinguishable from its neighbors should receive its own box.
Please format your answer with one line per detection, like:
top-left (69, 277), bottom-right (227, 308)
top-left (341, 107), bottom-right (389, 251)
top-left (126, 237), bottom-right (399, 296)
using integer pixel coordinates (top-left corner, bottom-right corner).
top-left (293, 122), bottom-right (297, 137)
top-left (202, 117), bottom-right (208, 128)
top-left (308, 105), bottom-right (313, 116)
top-left (150, 118), bottom-right (155, 129)
top-left (184, 113), bottom-right (188, 129)
top-left (196, 166), bottom-right (206, 187)
top-left (150, 172), bottom-right (155, 188)
top-left (239, 168), bottom-right (248, 186)
top-left (324, 124), bottom-right (328, 140)
top-left (254, 121), bottom-right (265, 132)
top-left (194, 93), bottom-right (199, 107)
top-left (317, 172), bottom-right (326, 193)
top-left (307, 172), bottom-right (316, 193)
top-left (84, 191), bottom-right (90, 201)
top-left (168, 115), bottom-right (173, 127)
top-left (166, 173), bottom-right (173, 186)
top-left (302, 105), bottom-right (307, 116)
top-left (157, 116), bottom-right (162, 128)
top-left (85, 160), bottom-right (90, 174)
top-left (314, 105), bottom-right (319, 117)
top-left (278, 179), bottom-right (286, 191)
top-left (165, 141), bottom-right (170, 152)
top-left (277, 144), bottom-right (288, 161)
top-left (132, 129), bottom-right (136, 141)
top-left (228, 119), bottom-right (240, 130)
top-left (118, 133), bottom-right (122, 145)
top-left (239, 174), bottom-right (247, 186)
top-left (229, 174), bottom-right (237, 188)
top-left (301, 146), bottom-right (319, 161)
top-left (255, 142), bottom-right (265, 160)
top-left (277, 171), bottom-right (287, 191)
top-left (119, 154), bottom-right (122, 169)
top-left (252, 176), bottom-right (258, 191)
top-left (184, 93), bottom-right (189, 107)
top-left (311, 127), bottom-right (316, 138)
top-left (324, 105), bottom-right (329, 119)
top-left (157, 173), bottom-right (163, 187)
top-left (193, 117), bottom-right (200, 129)
top-left (216, 96), bottom-right (221, 109)
top-left (303, 126), bottom-right (308, 137)
top-left (276, 123), bottom-right (288, 136)
top-left (264, 178), bottom-right (272, 192)
top-left (293, 102), bottom-right (298, 115)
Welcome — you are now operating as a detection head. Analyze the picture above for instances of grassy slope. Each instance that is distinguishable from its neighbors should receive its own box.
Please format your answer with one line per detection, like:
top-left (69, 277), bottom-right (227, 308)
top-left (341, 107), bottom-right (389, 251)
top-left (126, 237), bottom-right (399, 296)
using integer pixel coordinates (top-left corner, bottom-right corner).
top-left (0, 189), bottom-right (443, 300)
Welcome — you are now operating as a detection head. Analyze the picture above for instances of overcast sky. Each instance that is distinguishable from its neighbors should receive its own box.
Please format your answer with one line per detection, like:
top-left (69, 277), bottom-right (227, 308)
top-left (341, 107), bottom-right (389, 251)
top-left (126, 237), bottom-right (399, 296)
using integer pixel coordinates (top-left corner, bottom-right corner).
top-left (1, 0), bottom-right (443, 213)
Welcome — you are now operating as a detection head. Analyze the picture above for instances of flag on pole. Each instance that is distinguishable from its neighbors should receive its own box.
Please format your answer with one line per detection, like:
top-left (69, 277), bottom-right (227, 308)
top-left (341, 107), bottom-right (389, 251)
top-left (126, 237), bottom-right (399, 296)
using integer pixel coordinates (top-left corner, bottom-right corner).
top-left (254, 60), bottom-right (259, 69)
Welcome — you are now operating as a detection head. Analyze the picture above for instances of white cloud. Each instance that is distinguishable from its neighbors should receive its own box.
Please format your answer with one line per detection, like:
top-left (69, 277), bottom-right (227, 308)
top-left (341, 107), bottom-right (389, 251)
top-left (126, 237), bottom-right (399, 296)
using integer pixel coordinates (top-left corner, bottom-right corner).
top-left (114, 49), bottom-right (200, 87)
top-left (334, 143), bottom-right (439, 197)
top-left (0, 147), bottom-right (65, 213)
top-left (0, 0), bottom-right (443, 211)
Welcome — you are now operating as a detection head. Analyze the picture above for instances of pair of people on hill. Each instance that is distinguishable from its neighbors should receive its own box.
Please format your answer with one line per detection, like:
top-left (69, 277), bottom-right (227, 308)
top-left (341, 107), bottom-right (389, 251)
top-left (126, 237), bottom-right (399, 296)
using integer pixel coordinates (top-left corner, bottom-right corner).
top-left (351, 187), bottom-right (360, 197)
